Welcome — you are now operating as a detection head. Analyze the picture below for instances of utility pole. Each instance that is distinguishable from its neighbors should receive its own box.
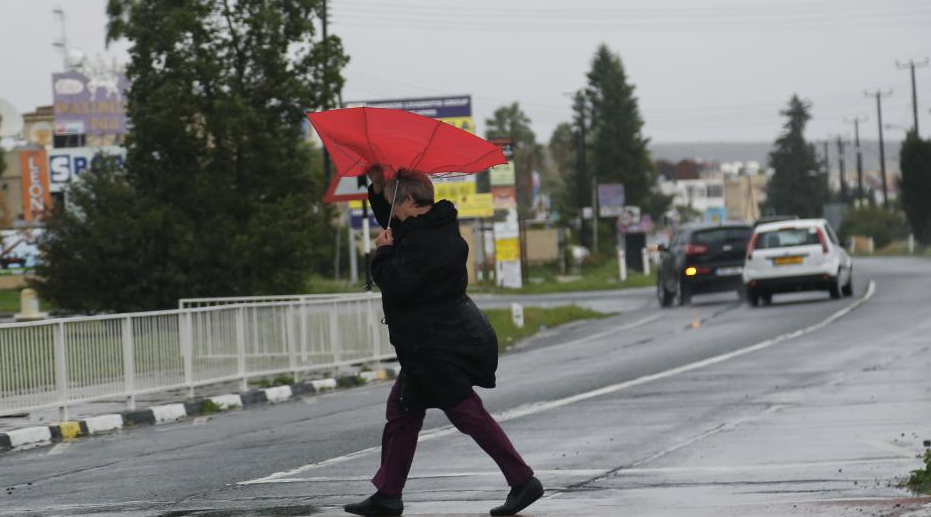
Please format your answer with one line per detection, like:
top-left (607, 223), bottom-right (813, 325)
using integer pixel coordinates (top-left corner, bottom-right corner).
top-left (52, 6), bottom-right (69, 71)
top-left (321, 0), bottom-right (332, 183)
top-left (573, 91), bottom-right (590, 248)
top-left (845, 116), bottom-right (868, 206)
top-left (896, 58), bottom-right (929, 136)
top-left (836, 136), bottom-right (848, 202)
top-left (822, 140), bottom-right (831, 196)
top-left (865, 89), bottom-right (892, 208)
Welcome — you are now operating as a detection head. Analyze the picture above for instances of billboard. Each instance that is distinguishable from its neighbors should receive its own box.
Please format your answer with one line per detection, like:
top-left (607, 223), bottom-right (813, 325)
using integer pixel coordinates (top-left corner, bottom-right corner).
top-left (19, 150), bottom-right (52, 221)
top-left (343, 95), bottom-right (475, 134)
top-left (597, 183), bottom-right (626, 217)
top-left (52, 71), bottom-right (129, 136)
top-left (47, 146), bottom-right (126, 191)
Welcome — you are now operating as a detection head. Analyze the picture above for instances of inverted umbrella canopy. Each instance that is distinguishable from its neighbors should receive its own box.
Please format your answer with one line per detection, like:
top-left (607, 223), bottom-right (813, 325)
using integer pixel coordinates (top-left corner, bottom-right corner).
top-left (306, 107), bottom-right (507, 178)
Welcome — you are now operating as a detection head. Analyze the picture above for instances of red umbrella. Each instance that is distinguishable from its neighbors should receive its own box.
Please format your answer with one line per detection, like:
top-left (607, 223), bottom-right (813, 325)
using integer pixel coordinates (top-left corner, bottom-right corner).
top-left (306, 107), bottom-right (507, 179)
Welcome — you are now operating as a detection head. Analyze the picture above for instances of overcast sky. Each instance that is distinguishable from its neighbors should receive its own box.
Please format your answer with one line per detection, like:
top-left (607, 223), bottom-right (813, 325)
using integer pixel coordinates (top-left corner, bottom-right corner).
top-left (2, 0), bottom-right (929, 144)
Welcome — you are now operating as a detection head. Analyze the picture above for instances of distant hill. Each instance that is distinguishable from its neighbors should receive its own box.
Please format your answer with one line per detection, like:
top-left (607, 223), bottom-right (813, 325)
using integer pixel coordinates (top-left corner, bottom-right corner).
top-left (649, 141), bottom-right (902, 173)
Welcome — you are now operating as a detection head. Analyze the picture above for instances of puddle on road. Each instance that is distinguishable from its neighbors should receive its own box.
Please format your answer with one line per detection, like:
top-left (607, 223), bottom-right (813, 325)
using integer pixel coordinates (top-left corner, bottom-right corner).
top-left (156, 505), bottom-right (319, 517)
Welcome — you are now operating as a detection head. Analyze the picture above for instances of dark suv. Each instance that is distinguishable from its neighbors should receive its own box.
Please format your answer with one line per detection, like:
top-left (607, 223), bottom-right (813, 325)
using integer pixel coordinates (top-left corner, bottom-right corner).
top-left (657, 223), bottom-right (753, 306)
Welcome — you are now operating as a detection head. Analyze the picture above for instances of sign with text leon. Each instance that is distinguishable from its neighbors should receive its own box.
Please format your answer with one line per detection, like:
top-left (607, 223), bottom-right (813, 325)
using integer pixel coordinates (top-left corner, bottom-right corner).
top-left (19, 150), bottom-right (52, 221)
top-left (52, 71), bottom-right (129, 136)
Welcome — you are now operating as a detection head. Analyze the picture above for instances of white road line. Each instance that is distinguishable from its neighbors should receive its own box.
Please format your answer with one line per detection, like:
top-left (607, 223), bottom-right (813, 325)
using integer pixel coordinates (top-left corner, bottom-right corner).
top-left (546, 314), bottom-right (662, 350)
top-left (612, 456), bottom-right (915, 475)
top-left (241, 281), bottom-right (875, 486)
top-left (46, 442), bottom-right (71, 456)
top-left (253, 469), bottom-right (609, 484)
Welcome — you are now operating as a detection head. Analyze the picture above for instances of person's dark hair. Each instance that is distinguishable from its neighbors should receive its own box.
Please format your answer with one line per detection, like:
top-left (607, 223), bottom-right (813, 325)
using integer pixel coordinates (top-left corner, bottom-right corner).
top-left (386, 169), bottom-right (434, 206)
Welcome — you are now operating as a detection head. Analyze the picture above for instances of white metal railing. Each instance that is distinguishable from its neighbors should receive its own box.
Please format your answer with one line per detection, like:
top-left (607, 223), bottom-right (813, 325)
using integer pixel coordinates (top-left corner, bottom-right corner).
top-left (0, 294), bottom-right (391, 420)
top-left (178, 293), bottom-right (369, 309)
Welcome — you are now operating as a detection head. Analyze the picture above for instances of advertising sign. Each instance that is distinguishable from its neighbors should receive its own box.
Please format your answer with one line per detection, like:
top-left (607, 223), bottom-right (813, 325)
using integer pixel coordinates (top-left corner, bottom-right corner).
top-left (435, 182), bottom-right (493, 218)
top-left (494, 237), bottom-right (521, 262)
top-left (0, 229), bottom-right (42, 274)
top-left (490, 161), bottom-right (516, 186)
top-left (19, 150), bottom-right (52, 221)
top-left (52, 71), bottom-right (129, 136)
top-left (47, 146), bottom-right (126, 191)
top-left (344, 95), bottom-right (475, 133)
top-left (492, 186), bottom-right (517, 209)
top-left (597, 183), bottom-right (626, 217)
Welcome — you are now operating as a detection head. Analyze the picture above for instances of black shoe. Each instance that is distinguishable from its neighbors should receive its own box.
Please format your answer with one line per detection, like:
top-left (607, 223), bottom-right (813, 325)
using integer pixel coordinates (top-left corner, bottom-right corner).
top-left (344, 491), bottom-right (403, 516)
top-left (490, 476), bottom-right (544, 516)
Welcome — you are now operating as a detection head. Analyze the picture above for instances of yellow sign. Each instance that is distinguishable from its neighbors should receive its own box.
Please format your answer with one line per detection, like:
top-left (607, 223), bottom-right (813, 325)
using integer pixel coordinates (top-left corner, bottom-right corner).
top-left (438, 116), bottom-right (475, 134)
top-left (495, 238), bottom-right (521, 262)
top-left (435, 183), bottom-right (493, 218)
top-left (458, 193), bottom-right (494, 218)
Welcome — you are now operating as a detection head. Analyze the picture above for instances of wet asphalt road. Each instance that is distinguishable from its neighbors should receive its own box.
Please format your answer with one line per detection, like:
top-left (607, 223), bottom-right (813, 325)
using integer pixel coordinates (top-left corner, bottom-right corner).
top-left (1, 257), bottom-right (930, 517)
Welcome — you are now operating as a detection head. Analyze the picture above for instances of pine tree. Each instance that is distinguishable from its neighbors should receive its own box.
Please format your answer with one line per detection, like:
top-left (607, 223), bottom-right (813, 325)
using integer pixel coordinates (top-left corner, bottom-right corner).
top-left (586, 44), bottom-right (655, 207)
top-left (899, 130), bottom-right (931, 244)
top-left (34, 0), bottom-right (348, 311)
top-left (764, 95), bottom-right (827, 218)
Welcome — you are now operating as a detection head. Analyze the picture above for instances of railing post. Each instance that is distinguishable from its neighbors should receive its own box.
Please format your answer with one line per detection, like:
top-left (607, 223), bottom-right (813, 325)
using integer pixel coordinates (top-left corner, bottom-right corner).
top-left (328, 303), bottom-right (342, 365)
top-left (181, 312), bottom-right (194, 398)
top-left (287, 304), bottom-right (298, 380)
top-left (122, 317), bottom-right (136, 410)
top-left (236, 306), bottom-right (247, 392)
top-left (299, 301), bottom-right (308, 363)
top-left (367, 298), bottom-right (381, 359)
top-left (53, 322), bottom-right (69, 421)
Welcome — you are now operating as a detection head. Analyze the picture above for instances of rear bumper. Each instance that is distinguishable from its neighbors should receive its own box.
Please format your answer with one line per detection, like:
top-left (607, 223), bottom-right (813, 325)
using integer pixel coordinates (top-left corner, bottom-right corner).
top-left (683, 273), bottom-right (744, 294)
top-left (746, 273), bottom-right (834, 294)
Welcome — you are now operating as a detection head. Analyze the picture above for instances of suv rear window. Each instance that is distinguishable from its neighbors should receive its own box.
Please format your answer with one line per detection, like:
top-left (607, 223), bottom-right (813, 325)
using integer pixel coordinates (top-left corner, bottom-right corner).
top-left (755, 227), bottom-right (820, 249)
top-left (691, 227), bottom-right (752, 247)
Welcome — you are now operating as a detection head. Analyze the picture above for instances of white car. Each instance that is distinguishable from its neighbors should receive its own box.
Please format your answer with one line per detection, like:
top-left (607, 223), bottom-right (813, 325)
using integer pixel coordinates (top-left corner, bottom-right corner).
top-left (743, 218), bottom-right (853, 306)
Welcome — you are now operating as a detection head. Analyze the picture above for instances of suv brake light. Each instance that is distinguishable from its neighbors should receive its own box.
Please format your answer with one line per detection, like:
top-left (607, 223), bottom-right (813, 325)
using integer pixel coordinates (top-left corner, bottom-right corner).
top-left (815, 228), bottom-right (829, 253)
top-left (746, 233), bottom-right (760, 260)
top-left (685, 244), bottom-right (709, 256)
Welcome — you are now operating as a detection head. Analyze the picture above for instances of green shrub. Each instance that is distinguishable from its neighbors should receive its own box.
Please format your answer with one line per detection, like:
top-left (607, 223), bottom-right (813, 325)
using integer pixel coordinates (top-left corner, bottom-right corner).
top-left (839, 206), bottom-right (909, 250)
top-left (907, 449), bottom-right (931, 494)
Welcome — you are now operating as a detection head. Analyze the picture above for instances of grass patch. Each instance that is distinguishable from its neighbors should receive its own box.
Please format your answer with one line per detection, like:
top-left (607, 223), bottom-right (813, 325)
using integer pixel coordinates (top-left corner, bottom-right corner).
top-left (336, 375), bottom-right (367, 388)
top-left (483, 305), bottom-right (612, 352)
top-left (197, 400), bottom-right (224, 415)
top-left (306, 275), bottom-right (371, 294)
top-left (907, 449), bottom-right (931, 494)
top-left (252, 375), bottom-right (295, 389)
top-left (470, 259), bottom-right (656, 295)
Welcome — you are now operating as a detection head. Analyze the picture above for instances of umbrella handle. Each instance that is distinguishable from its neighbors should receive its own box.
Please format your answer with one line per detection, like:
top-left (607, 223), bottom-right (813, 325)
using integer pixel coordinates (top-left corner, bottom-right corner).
top-left (386, 180), bottom-right (400, 230)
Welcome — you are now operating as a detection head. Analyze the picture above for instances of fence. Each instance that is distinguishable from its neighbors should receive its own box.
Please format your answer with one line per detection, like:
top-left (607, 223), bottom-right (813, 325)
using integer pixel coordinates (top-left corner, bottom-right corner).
top-left (0, 293), bottom-right (392, 420)
top-left (178, 294), bottom-right (359, 309)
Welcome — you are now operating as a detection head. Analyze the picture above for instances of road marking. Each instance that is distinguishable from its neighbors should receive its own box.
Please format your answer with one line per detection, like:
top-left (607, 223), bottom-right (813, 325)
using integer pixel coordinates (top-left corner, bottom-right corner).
top-left (254, 469), bottom-right (609, 484)
top-left (241, 281), bottom-right (875, 486)
top-left (46, 442), bottom-right (71, 456)
top-left (191, 416), bottom-right (209, 426)
top-left (612, 456), bottom-right (915, 475)
top-left (537, 313), bottom-right (662, 351)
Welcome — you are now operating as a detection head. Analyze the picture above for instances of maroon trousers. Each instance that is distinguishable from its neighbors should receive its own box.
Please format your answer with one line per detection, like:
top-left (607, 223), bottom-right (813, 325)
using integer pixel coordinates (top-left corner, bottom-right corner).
top-left (371, 378), bottom-right (534, 496)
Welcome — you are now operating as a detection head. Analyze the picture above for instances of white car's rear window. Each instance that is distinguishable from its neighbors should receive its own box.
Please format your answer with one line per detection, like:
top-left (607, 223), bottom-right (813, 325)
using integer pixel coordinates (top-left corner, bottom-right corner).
top-left (756, 227), bottom-right (820, 249)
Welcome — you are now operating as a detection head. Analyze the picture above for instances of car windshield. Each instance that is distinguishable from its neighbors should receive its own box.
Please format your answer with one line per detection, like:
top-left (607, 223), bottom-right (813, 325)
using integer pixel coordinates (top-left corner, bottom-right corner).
top-left (691, 227), bottom-right (752, 247)
top-left (755, 227), bottom-right (820, 249)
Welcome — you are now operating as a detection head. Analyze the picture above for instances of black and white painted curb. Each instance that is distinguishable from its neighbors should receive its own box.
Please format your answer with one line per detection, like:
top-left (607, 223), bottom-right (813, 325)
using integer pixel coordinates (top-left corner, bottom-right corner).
top-left (0, 366), bottom-right (400, 453)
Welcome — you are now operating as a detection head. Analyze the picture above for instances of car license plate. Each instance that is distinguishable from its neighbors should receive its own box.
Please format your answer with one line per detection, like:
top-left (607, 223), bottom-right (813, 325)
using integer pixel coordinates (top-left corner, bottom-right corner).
top-left (773, 256), bottom-right (803, 266)
top-left (716, 266), bottom-right (743, 276)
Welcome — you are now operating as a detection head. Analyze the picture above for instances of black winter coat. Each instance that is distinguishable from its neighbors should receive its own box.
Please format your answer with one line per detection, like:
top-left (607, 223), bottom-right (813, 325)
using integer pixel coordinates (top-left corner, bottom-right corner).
top-left (369, 185), bottom-right (498, 410)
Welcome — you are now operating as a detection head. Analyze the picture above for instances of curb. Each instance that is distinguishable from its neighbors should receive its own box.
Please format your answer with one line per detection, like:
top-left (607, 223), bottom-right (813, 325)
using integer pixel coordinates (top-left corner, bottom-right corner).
top-left (0, 366), bottom-right (400, 453)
